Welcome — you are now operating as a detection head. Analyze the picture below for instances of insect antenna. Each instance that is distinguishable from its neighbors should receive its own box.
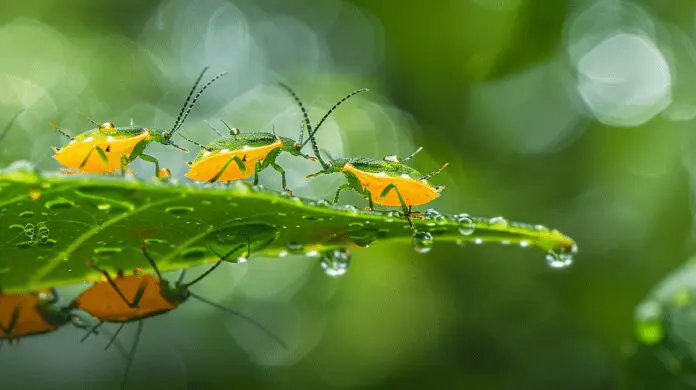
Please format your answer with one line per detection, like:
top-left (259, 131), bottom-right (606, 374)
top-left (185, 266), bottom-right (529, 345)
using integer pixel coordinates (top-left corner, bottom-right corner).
top-left (176, 133), bottom-right (210, 151)
top-left (167, 70), bottom-right (228, 140)
top-left (49, 122), bottom-right (72, 140)
top-left (187, 292), bottom-right (287, 349)
top-left (203, 120), bottom-right (224, 137)
top-left (180, 242), bottom-right (246, 288)
top-left (299, 88), bottom-right (369, 162)
top-left (0, 110), bottom-right (24, 144)
top-left (277, 83), bottom-right (312, 146)
top-left (80, 321), bottom-right (104, 343)
top-left (320, 148), bottom-right (335, 162)
top-left (402, 146), bottom-right (423, 163)
top-left (421, 162), bottom-right (449, 181)
top-left (219, 119), bottom-right (240, 136)
top-left (120, 320), bottom-right (144, 389)
top-left (77, 111), bottom-right (100, 127)
top-left (167, 67), bottom-right (209, 138)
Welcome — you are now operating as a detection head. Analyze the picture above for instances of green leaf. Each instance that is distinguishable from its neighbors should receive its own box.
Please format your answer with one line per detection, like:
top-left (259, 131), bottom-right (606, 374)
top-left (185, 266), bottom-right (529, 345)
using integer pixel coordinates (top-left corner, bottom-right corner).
top-left (0, 162), bottom-right (577, 292)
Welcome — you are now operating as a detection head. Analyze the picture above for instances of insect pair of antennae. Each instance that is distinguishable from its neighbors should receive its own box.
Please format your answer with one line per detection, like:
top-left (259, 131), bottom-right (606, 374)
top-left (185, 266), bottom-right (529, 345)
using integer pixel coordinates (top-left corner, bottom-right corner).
top-left (421, 162), bottom-right (449, 181)
top-left (277, 82), bottom-right (368, 170)
top-left (166, 67), bottom-right (228, 140)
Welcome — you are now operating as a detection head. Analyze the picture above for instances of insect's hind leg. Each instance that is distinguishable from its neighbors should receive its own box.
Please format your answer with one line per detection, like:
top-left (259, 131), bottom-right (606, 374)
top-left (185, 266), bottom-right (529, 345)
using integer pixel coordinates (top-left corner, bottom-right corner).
top-left (0, 305), bottom-right (20, 337)
top-left (138, 154), bottom-right (169, 179)
top-left (80, 146), bottom-right (110, 170)
top-left (380, 183), bottom-right (415, 232)
top-left (210, 155), bottom-right (246, 183)
top-left (332, 183), bottom-right (352, 204)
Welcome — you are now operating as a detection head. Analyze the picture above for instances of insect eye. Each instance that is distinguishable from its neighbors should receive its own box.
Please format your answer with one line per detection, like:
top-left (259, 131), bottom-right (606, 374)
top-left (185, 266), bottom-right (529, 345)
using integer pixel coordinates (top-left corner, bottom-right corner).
top-left (162, 132), bottom-right (170, 139)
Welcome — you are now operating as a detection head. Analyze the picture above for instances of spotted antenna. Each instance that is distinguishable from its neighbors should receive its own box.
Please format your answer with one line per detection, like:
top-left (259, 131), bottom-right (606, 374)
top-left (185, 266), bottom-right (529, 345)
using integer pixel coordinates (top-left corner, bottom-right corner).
top-left (421, 162), bottom-right (449, 181)
top-left (166, 68), bottom-right (228, 140)
top-left (300, 88), bottom-right (369, 157)
top-left (277, 82), bottom-right (312, 147)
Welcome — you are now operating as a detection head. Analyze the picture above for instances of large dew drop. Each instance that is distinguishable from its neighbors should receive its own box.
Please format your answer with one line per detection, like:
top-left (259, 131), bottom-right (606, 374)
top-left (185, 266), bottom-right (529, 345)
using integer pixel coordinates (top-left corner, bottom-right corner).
top-left (453, 213), bottom-right (475, 235)
top-left (545, 251), bottom-right (574, 269)
top-left (412, 231), bottom-right (434, 254)
top-left (320, 248), bottom-right (351, 277)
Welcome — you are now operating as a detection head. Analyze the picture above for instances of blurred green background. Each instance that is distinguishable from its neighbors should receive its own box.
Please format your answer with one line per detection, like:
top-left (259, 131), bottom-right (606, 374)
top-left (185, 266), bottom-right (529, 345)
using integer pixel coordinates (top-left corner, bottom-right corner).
top-left (3, 0), bottom-right (696, 388)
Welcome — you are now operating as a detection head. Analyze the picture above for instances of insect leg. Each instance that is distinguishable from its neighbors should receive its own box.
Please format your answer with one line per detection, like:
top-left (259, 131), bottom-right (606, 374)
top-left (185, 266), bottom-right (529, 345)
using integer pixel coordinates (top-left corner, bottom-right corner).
top-left (361, 188), bottom-right (375, 211)
top-left (0, 305), bottom-right (21, 336)
top-left (104, 323), bottom-right (126, 350)
top-left (210, 155), bottom-right (246, 183)
top-left (269, 162), bottom-right (291, 194)
top-left (90, 263), bottom-right (145, 309)
top-left (332, 183), bottom-right (352, 204)
top-left (80, 321), bottom-right (105, 342)
top-left (252, 160), bottom-right (263, 185)
top-left (138, 153), bottom-right (169, 178)
top-left (182, 241), bottom-right (248, 288)
top-left (120, 320), bottom-right (144, 389)
top-left (380, 184), bottom-right (415, 232)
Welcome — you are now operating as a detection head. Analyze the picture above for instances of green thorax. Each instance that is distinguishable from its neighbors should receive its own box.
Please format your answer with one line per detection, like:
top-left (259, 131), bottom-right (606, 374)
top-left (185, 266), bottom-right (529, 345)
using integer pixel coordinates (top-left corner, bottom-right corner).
top-left (340, 157), bottom-right (424, 178)
top-left (193, 133), bottom-right (298, 161)
top-left (73, 126), bottom-right (152, 141)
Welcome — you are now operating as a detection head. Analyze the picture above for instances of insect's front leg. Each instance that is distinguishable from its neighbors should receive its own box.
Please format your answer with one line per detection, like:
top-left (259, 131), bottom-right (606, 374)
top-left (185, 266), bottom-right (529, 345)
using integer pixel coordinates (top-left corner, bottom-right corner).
top-left (332, 183), bottom-right (352, 204)
top-left (252, 160), bottom-right (263, 185)
top-left (80, 146), bottom-right (110, 171)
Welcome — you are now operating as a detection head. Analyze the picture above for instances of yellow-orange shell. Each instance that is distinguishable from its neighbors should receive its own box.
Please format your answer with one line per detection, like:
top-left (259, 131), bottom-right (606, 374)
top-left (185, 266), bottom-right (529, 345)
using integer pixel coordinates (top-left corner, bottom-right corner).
top-left (0, 294), bottom-right (58, 339)
top-left (73, 274), bottom-right (176, 322)
top-left (185, 140), bottom-right (283, 182)
top-left (343, 163), bottom-right (440, 207)
top-left (53, 131), bottom-right (151, 173)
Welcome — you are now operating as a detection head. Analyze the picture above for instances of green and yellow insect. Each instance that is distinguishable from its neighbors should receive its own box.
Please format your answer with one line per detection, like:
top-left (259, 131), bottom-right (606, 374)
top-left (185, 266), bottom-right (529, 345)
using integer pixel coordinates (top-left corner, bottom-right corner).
top-left (287, 86), bottom-right (448, 231)
top-left (51, 67), bottom-right (227, 178)
top-left (180, 84), bottom-right (333, 192)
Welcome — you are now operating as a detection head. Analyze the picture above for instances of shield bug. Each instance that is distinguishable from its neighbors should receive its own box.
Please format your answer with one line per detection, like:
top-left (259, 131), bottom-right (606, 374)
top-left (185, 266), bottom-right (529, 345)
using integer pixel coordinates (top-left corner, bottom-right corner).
top-left (0, 288), bottom-right (81, 346)
top-left (70, 240), bottom-right (285, 386)
top-left (179, 105), bottom-right (316, 193)
top-left (71, 240), bottom-right (285, 349)
top-left (51, 67), bottom-right (227, 178)
top-left (284, 85), bottom-right (448, 231)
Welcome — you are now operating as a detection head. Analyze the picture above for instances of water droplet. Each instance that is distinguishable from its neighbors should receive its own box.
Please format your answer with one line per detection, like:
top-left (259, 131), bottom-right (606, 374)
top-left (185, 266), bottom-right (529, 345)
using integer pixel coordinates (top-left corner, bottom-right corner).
top-left (545, 251), bottom-right (573, 269)
top-left (8, 224), bottom-right (23, 231)
top-left (94, 247), bottom-right (122, 255)
top-left (165, 206), bottom-right (194, 216)
top-left (412, 231), bottom-right (434, 254)
top-left (41, 239), bottom-right (57, 247)
top-left (343, 205), bottom-right (358, 214)
top-left (453, 213), bottom-right (475, 235)
top-left (144, 238), bottom-right (168, 245)
top-left (488, 216), bottom-right (508, 227)
top-left (45, 198), bottom-right (75, 210)
top-left (278, 250), bottom-right (289, 257)
top-left (19, 211), bottom-right (34, 218)
top-left (474, 238), bottom-right (483, 245)
top-left (305, 250), bottom-right (320, 257)
top-left (348, 222), bottom-right (364, 228)
top-left (97, 241), bottom-right (107, 246)
top-left (320, 248), bottom-right (351, 277)
top-left (302, 215), bottom-right (320, 221)
top-left (424, 208), bottom-right (441, 218)
top-left (23, 223), bottom-right (34, 238)
top-left (236, 256), bottom-right (248, 264)
top-left (97, 203), bottom-right (111, 211)
top-left (181, 247), bottom-right (208, 259)
top-left (286, 241), bottom-right (304, 254)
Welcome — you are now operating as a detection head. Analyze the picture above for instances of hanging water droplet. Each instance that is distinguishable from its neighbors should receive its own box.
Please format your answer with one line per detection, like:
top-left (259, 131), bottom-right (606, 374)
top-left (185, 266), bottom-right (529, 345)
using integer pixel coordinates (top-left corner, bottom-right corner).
top-left (278, 250), bottom-right (289, 257)
top-left (488, 216), bottom-right (508, 227)
top-left (634, 300), bottom-right (664, 345)
top-left (424, 208), bottom-right (441, 218)
top-left (286, 241), bottom-right (304, 254)
top-left (165, 206), bottom-right (194, 216)
top-left (411, 231), bottom-right (434, 254)
top-left (474, 238), bottom-right (483, 245)
top-left (19, 211), bottom-right (34, 218)
top-left (45, 198), bottom-right (75, 210)
top-left (236, 256), bottom-right (248, 264)
top-left (320, 248), bottom-right (351, 277)
top-left (519, 240), bottom-right (530, 248)
top-left (545, 251), bottom-right (573, 269)
top-left (453, 213), bottom-right (475, 235)
top-left (343, 205), bottom-right (358, 214)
